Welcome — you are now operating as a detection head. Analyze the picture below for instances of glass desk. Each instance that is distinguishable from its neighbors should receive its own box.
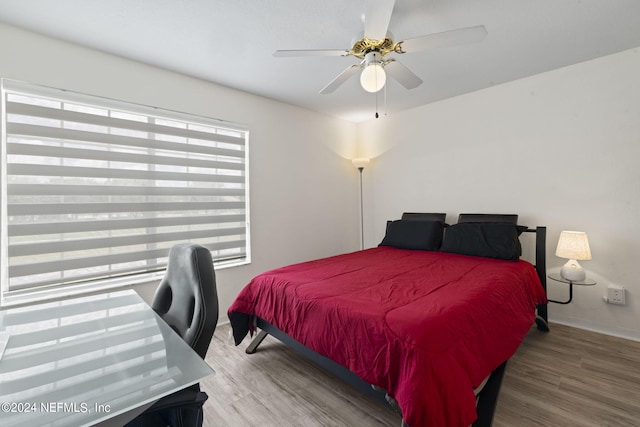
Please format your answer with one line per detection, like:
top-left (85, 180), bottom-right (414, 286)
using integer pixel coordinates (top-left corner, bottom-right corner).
top-left (0, 290), bottom-right (214, 426)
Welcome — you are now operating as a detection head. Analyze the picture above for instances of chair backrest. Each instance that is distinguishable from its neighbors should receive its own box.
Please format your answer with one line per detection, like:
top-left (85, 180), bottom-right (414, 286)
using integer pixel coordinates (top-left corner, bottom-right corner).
top-left (152, 243), bottom-right (218, 359)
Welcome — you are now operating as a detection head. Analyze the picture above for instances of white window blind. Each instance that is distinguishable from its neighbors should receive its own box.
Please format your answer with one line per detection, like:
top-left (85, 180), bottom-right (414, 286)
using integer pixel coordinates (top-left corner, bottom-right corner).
top-left (1, 79), bottom-right (249, 303)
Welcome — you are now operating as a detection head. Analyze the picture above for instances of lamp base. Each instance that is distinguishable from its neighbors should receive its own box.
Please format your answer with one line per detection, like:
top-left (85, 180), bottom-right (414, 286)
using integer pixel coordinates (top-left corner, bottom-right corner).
top-left (560, 260), bottom-right (586, 282)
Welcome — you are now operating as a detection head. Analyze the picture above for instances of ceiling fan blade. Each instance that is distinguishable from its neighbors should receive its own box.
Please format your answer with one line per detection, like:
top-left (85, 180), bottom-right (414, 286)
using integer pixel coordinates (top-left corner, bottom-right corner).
top-left (274, 49), bottom-right (351, 57)
top-left (384, 60), bottom-right (422, 89)
top-left (364, 0), bottom-right (396, 41)
top-left (396, 25), bottom-right (488, 54)
top-left (320, 63), bottom-right (363, 94)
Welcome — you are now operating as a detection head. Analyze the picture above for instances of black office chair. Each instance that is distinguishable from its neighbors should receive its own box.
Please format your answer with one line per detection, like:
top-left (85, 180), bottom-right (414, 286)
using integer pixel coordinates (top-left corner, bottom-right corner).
top-left (126, 243), bottom-right (218, 427)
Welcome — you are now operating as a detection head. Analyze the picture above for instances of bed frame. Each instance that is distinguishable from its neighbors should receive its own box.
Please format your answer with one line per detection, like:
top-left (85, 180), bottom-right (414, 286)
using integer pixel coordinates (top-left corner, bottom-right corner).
top-left (244, 213), bottom-right (549, 427)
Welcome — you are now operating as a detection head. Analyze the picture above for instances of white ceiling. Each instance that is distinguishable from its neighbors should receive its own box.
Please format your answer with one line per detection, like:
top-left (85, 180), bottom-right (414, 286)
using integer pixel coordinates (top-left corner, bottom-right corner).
top-left (1, 0), bottom-right (640, 123)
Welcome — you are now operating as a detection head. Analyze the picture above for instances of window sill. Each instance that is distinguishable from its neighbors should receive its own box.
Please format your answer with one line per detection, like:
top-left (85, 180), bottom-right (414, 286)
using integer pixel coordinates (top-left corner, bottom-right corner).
top-left (1, 259), bottom-right (249, 309)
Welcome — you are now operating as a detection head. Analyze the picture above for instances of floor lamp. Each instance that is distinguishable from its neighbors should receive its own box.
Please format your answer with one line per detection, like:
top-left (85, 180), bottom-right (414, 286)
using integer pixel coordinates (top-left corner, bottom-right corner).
top-left (352, 158), bottom-right (370, 250)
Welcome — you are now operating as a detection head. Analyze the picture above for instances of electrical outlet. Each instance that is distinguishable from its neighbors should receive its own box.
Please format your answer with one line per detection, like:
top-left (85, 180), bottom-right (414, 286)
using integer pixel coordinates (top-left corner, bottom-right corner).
top-left (606, 285), bottom-right (626, 305)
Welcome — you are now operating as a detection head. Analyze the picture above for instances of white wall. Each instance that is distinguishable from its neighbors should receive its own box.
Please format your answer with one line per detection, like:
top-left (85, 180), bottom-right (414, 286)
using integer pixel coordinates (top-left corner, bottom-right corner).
top-left (0, 23), bottom-right (360, 318)
top-left (357, 47), bottom-right (640, 341)
top-left (3, 22), bottom-right (639, 341)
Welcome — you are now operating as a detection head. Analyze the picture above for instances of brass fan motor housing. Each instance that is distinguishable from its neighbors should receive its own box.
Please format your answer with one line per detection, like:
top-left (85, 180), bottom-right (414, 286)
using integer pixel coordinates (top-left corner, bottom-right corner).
top-left (349, 37), bottom-right (400, 59)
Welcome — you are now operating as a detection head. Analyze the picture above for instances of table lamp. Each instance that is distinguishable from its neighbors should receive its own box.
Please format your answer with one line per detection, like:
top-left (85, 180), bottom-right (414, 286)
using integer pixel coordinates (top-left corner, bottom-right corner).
top-left (555, 230), bottom-right (592, 282)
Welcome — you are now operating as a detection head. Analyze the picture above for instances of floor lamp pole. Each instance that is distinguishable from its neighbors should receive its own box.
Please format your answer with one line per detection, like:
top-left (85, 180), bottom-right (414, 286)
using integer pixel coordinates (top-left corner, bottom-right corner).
top-left (358, 167), bottom-right (364, 250)
top-left (351, 158), bottom-right (370, 251)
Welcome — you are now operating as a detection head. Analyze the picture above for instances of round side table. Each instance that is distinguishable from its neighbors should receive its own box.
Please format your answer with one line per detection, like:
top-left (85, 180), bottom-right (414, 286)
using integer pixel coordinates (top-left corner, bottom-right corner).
top-left (547, 272), bottom-right (596, 304)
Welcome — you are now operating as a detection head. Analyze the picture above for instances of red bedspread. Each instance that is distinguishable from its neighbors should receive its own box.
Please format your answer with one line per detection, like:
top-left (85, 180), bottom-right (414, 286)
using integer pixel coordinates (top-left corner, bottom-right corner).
top-left (228, 247), bottom-right (547, 427)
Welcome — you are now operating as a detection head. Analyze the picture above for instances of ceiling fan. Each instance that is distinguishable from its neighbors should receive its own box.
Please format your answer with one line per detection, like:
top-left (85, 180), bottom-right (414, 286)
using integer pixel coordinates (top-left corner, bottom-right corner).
top-left (273, 0), bottom-right (487, 94)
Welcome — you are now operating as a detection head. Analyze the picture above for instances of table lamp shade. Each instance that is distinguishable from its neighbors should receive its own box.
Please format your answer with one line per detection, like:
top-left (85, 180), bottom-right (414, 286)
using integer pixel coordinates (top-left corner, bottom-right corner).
top-left (556, 231), bottom-right (592, 260)
top-left (556, 231), bottom-right (591, 281)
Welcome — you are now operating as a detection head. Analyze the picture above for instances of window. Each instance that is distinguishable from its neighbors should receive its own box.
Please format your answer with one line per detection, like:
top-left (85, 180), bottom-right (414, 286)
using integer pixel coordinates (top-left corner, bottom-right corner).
top-left (1, 79), bottom-right (249, 306)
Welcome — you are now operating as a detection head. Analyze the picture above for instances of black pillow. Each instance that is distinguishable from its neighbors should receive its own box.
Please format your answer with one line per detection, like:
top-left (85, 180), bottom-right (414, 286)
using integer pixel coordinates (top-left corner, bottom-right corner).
top-left (440, 222), bottom-right (526, 261)
top-left (379, 220), bottom-right (444, 251)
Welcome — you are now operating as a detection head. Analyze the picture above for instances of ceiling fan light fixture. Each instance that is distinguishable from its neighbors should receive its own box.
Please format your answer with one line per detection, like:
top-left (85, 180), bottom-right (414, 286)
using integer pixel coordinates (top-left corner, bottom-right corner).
top-left (360, 64), bottom-right (386, 92)
top-left (360, 52), bottom-right (386, 93)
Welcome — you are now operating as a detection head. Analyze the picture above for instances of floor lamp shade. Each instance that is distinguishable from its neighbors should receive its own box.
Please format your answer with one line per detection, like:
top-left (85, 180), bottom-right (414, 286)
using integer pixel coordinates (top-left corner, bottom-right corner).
top-left (352, 158), bottom-right (370, 170)
top-left (555, 231), bottom-right (592, 281)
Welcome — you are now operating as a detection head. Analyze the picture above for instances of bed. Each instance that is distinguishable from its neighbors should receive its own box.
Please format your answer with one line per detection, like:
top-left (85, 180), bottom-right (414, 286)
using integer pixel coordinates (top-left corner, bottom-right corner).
top-left (228, 213), bottom-right (549, 427)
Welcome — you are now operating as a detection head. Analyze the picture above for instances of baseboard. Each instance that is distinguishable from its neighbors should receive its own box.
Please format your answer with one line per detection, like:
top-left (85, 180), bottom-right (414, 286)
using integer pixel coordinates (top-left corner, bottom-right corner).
top-left (549, 315), bottom-right (640, 343)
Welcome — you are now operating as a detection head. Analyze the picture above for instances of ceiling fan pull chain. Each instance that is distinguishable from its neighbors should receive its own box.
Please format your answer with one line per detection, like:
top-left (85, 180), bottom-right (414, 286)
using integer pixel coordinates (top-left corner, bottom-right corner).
top-left (374, 80), bottom-right (388, 119)
top-left (384, 81), bottom-right (388, 117)
top-left (374, 56), bottom-right (379, 118)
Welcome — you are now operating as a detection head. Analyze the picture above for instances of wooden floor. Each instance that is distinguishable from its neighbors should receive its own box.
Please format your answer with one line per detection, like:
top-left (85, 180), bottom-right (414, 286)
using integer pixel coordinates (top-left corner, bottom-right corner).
top-left (201, 323), bottom-right (640, 426)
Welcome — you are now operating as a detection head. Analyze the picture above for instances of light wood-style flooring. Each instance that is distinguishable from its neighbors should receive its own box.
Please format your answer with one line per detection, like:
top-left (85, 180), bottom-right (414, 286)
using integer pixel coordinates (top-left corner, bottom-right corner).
top-left (201, 323), bottom-right (640, 426)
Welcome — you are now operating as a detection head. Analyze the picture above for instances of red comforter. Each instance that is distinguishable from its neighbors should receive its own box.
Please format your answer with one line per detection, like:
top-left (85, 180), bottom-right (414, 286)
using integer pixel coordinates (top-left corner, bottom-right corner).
top-left (228, 247), bottom-right (547, 427)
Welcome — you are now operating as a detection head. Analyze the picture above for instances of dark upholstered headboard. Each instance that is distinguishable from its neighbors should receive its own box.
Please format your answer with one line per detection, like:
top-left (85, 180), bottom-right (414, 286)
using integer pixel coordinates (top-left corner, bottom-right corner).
top-left (401, 212), bottom-right (447, 222)
top-left (457, 213), bottom-right (518, 224)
